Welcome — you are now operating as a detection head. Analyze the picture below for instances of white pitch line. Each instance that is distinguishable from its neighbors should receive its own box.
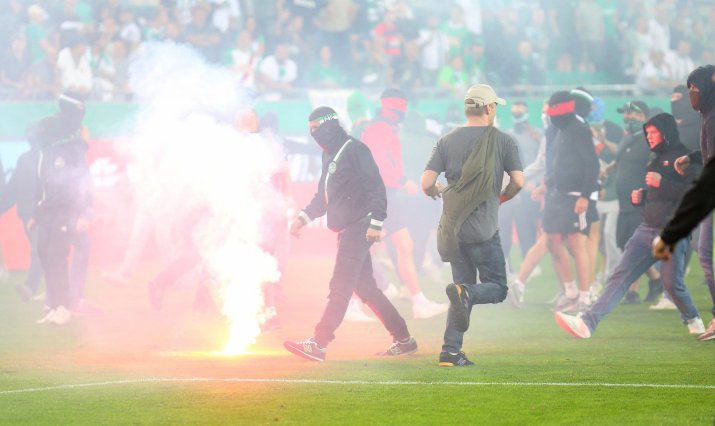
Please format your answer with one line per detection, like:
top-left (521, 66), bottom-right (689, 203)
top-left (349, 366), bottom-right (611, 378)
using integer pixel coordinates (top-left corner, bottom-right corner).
top-left (1, 378), bottom-right (714, 395)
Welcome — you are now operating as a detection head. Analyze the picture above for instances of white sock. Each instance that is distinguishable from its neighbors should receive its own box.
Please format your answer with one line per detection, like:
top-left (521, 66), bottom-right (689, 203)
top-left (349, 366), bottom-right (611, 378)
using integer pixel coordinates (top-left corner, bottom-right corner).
top-left (412, 292), bottom-right (430, 305)
top-left (514, 279), bottom-right (525, 291)
top-left (579, 290), bottom-right (590, 303)
top-left (564, 281), bottom-right (578, 298)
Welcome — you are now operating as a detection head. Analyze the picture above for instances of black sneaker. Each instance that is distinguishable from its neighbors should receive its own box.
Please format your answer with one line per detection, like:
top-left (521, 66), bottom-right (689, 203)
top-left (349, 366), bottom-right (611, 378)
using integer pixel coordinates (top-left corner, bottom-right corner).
top-left (284, 338), bottom-right (326, 362)
top-left (377, 337), bottom-right (418, 356)
top-left (438, 351), bottom-right (475, 367)
top-left (446, 283), bottom-right (470, 332)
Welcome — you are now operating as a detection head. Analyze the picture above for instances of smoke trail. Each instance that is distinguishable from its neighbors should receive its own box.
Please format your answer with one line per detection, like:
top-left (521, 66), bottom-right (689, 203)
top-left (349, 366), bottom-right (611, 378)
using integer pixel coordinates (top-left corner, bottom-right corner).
top-left (127, 42), bottom-right (285, 353)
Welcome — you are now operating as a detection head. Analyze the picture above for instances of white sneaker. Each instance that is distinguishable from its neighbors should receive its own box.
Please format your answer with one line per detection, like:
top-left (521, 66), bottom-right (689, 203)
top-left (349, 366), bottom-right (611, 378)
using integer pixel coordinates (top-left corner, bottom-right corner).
top-left (554, 311), bottom-right (591, 339)
top-left (650, 295), bottom-right (677, 310)
top-left (382, 283), bottom-right (399, 300)
top-left (698, 318), bottom-right (715, 341)
top-left (553, 293), bottom-right (579, 312)
top-left (50, 306), bottom-right (72, 325)
top-left (398, 286), bottom-right (412, 301)
top-left (686, 317), bottom-right (706, 335)
top-left (412, 300), bottom-right (449, 319)
top-left (531, 265), bottom-right (543, 278)
top-left (507, 282), bottom-right (525, 308)
top-left (343, 299), bottom-right (376, 323)
top-left (589, 282), bottom-right (603, 304)
top-left (37, 309), bottom-right (56, 324)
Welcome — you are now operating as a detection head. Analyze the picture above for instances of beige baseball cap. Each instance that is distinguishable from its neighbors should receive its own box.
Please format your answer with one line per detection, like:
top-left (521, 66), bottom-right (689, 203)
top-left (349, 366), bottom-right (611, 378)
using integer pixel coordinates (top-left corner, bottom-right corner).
top-left (464, 84), bottom-right (506, 108)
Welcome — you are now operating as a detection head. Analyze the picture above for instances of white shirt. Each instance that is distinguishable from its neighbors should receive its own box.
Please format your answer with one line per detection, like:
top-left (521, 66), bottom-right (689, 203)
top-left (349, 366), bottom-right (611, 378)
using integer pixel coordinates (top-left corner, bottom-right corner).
top-left (418, 29), bottom-right (450, 71)
top-left (57, 47), bottom-right (92, 92)
top-left (667, 50), bottom-right (695, 82)
top-left (258, 56), bottom-right (297, 85)
top-left (210, 0), bottom-right (241, 33)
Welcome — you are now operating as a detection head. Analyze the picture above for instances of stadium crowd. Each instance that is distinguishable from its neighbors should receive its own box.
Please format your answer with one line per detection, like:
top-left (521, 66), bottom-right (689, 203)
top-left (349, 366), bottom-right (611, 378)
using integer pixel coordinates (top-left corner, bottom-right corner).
top-left (1, 0), bottom-right (715, 101)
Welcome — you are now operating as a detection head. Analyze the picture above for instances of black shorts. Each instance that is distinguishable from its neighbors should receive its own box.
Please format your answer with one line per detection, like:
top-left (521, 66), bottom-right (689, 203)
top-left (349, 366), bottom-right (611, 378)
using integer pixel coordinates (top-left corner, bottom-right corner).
top-left (542, 191), bottom-right (594, 235)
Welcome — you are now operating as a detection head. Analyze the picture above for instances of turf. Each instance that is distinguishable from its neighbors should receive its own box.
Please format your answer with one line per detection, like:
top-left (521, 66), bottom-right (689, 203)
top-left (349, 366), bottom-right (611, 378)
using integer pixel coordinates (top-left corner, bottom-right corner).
top-left (0, 254), bottom-right (713, 425)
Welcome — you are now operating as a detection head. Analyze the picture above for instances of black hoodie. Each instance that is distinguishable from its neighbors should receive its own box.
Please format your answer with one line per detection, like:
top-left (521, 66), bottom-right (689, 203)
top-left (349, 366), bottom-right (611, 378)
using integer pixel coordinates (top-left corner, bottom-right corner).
top-left (686, 65), bottom-right (715, 162)
top-left (634, 113), bottom-right (700, 229)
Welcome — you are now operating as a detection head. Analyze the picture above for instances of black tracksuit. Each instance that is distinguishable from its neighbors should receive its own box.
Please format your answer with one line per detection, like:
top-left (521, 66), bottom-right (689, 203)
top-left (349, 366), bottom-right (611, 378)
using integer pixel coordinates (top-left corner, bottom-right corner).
top-left (36, 133), bottom-right (91, 309)
top-left (614, 129), bottom-right (650, 248)
top-left (300, 135), bottom-right (408, 348)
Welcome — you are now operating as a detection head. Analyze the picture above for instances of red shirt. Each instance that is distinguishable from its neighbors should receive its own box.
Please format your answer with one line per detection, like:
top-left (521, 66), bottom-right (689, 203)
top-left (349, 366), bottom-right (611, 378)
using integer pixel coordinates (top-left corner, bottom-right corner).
top-left (361, 119), bottom-right (404, 189)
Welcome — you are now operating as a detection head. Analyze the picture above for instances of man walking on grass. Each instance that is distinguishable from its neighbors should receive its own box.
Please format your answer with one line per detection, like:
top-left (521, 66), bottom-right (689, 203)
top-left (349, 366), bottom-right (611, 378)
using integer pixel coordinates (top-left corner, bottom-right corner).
top-left (421, 84), bottom-right (523, 367)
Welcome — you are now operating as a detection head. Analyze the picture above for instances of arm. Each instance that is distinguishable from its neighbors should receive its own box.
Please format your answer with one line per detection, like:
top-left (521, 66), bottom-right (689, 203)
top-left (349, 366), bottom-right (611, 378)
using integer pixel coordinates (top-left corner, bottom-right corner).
top-left (355, 145), bottom-right (387, 231)
top-left (500, 170), bottom-right (524, 203)
top-left (523, 138), bottom-right (545, 182)
top-left (421, 169), bottom-right (443, 199)
top-left (660, 156), bottom-right (715, 245)
top-left (578, 130), bottom-right (600, 199)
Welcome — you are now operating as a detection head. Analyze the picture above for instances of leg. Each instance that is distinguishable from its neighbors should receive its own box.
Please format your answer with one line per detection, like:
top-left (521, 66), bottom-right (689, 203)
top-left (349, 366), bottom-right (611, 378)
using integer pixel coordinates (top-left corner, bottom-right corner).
top-left (697, 214), bottom-right (715, 317)
top-left (355, 252), bottom-right (410, 341)
top-left (69, 231), bottom-right (91, 308)
top-left (23, 223), bottom-right (44, 294)
top-left (441, 257), bottom-right (476, 353)
top-left (565, 232), bottom-right (590, 293)
top-left (37, 220), bottom-right (72, 309)
top-left (461, 232), bottom-right (509, 305)
top-left (517, 233), bottom-right (549, 283)
top-left (514, 196), bottom-right (540, 259)
top-left (313, 221), bottom-right (372, 348)
top-left (581, 225), bottom-right (657, 332)
top-left (387, 228), bottom-right (421, 296)
top-left (661, 236), bottom-right (700, 322)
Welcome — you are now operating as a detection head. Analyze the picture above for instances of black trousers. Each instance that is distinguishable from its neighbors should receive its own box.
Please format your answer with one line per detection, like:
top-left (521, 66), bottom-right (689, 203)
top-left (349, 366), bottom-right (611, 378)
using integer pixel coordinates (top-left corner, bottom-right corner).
top-left (314, 219), bottom-right (410, 348)
top-left (37, 216), bottom-right (73, 309)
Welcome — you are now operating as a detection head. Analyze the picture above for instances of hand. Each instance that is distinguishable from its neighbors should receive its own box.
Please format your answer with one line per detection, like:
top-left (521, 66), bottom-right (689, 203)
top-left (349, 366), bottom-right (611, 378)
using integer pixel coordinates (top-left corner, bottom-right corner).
top-left (404, 180), bottom-right (419, 196)
top-left (631, 188), bottom-right (643, 205)
top-left (26, 218), bottom-right (36, 230)
top-left (645, 172), bottom-right (661, 188)
top-left (652, 236), bottom-right (674, 261)
top-left (366, 227), bottom-right (382, 243)
top-left (674, 155), bottom-right (690, 175)
top-left (75, 218), bottom-right (90, 232)
top-left (289, 217), bottom-right (305, 237)
top-left (574, 197), bottom-right (589, 214)
top-left (428, 182), bottom-right (445, 200)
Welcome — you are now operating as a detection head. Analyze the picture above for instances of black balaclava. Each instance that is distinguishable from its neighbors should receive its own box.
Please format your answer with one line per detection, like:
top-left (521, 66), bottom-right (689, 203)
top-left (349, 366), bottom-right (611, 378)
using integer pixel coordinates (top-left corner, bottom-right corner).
top-left (671, 85), bottom-right (700, 126)
top-left (643, 112), bottom-right (682, 155)
top-left (57, 92), bottom-right (85, 138)
top-left (547, 91), bottom-right (576, 130)
top-left (309, 106), bottom-right (348, 153)
top-left (686, 65), bottom-right (715, 114)
top-left (570, 86), bottom-right (593, 120)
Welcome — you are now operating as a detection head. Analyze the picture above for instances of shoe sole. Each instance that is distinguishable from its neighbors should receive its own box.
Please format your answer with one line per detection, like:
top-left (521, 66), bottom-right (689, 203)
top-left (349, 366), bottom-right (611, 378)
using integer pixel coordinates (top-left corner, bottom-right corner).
top-left (554, 312), bottom-right (589, 339)
top-left (283, 342), bottom-right (324, 362)
top-left (506, 287), bottom-right (522, 309)
top-left (697, 332), bottom-right (715, 341)
top-left (446, 284), bottom-right (469, 333)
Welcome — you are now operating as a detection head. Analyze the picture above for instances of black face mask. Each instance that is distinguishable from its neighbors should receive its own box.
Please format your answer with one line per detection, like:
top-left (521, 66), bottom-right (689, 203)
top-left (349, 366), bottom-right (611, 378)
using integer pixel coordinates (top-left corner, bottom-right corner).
top-left (312, 120), bottom-right (345, 152)
top-left (624, 118), bottom-right (643, 134)
top-left (549, 114), bottom-right (572, 130)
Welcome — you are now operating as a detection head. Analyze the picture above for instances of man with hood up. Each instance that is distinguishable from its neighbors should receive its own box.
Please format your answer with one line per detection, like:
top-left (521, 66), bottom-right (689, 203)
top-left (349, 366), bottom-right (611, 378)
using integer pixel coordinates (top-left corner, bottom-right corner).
top-left (556, 113), bottom-right (706, 338)
top-left (284, 107), bottom-right (417, 362)
top-left (654, 65), bottom-right (715, 341)
top-left (542, 91), bottom-right (600, 312)
top-left (34, 93), bottom-right (92, 325)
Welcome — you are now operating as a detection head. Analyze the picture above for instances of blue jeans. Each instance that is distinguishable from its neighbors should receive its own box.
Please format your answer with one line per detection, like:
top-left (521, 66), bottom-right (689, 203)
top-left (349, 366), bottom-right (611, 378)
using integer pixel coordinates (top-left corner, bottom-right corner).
top-left (697, 213), bottom-right (715, 317)
top-left (582, 224), bottom-right (699, 333)
top-left (443, 232), bottom-right (508, 353)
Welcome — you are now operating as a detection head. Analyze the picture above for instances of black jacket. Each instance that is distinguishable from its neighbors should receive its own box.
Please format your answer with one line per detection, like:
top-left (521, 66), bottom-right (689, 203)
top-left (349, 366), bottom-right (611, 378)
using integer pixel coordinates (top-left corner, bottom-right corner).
top-left (0, 149), bottom-right (40, 222)
top-left (615, 129), bottom-right (650, 213)
top-left (661, 154), bottom-right (715, 244)
top-left (545, 117), bottom-right (599, 198)
top-left (634, 113), bottom-right (700, 229)
top-left (301, 136), bottom-right (387, 232)
top-left (37, 135), bottom-right (91, 225)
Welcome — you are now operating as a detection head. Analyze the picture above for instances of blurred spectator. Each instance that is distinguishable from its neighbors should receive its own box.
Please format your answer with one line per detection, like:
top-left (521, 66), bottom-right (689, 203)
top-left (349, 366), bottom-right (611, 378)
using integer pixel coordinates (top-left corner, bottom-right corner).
top-left (109, 41), bottom-right (131, 101)
top-left (437, 55), bottom-right (468, 97)
top-left (626, 16), bottom-right (656, 77)
top-left (56, 35), bottom-right (92, 95)
top-left (28, 47), bottom-right (61, 100)
top-left (648, 4), bottom-right (671, 54)
top-left (502, 40), bottom-right (545, 88)
top-left (315, 0), bottom-right (357, 72)
top-left (226, 30), bottom-right (262, 88)
top-left (184, 4), bottom-right (223, 62)
top-left (1, 33), bottom-right (31, 99)
top-left (575, 0), bottom-right (605, 72)
top-left (636, 50), bottom-right (675, 95)
top-left (283, 15), bottom-right (311, 74)
top-left (524, 6), bottom-right (551, 60)
top-left (464, 37), bottom-right (488, 85)
top-left (118, 7), bottom-right (142, 47)
top-left (209, 0), bottom-right (242, 34)
top-left (667, 40), bottom-right (695, 83)
top-left (441, 5), bottom-right (469, 59)
top-left (374, 7), bottom-right (403, 68)
top-left (145, 7), bottom-right (171, 42)
top-left (26, 4), bottom-right (53, 64)
top-left (417, 16), bottom-right (450, 88)
top-left (257, 43), bottom-right (298, 92)
top-left (55, 0), bottom-right (91, 47)
top-left (0, 0), bottom-right (23, 51)
top-left (308, 45), bottom-right (344, 89)
top-left (393, 40), bottom-right (423, 90)
top-left (89, 36), bottom-right (115, 101)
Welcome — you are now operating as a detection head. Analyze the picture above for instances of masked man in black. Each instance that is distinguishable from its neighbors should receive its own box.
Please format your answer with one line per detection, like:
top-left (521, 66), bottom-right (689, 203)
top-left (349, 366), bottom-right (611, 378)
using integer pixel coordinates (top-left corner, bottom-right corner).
top-left (284, 107), bottom-right (417, 362)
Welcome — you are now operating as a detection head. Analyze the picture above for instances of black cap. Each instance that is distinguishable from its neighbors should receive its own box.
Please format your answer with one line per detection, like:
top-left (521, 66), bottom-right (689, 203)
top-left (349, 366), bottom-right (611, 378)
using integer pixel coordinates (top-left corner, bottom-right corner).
top-left (617, 100), bottom-right (650, 117)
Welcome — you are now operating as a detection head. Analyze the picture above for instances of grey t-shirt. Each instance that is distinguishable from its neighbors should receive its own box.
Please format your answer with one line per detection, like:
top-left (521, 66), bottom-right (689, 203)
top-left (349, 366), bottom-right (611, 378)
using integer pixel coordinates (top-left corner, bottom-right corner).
top-left (426, 126), bottom-right (523, 244)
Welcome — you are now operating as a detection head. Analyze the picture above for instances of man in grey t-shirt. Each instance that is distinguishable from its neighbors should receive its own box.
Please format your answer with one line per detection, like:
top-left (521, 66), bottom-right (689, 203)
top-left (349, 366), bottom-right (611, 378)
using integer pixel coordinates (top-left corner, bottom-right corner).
top-left (421, 84), bottom-right (524, 367)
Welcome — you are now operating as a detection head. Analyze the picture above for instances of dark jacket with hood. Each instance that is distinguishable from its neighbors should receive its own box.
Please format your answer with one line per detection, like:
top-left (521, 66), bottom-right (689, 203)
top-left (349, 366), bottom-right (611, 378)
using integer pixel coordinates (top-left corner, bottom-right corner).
top-left (301, 114), bottom-right (387, 233)
top-left (671, 85), bottom-right (702, 152)
top-left (36, 115), bottom-right (92, 226)
top-left (686, 65), bottom-right (715, 164)
top-left (634, 113), bottom-right (700, 229)
top-left (615, 127), bottom-right (649, 214)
